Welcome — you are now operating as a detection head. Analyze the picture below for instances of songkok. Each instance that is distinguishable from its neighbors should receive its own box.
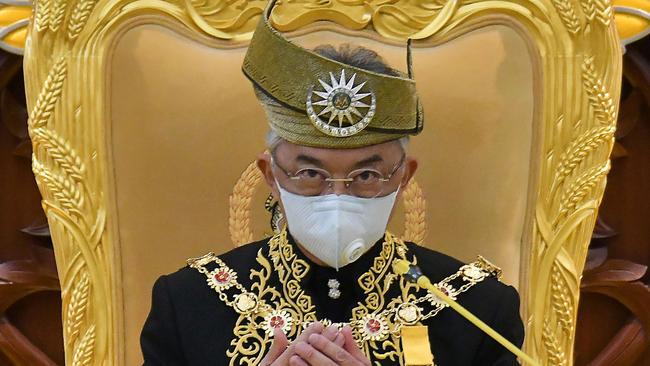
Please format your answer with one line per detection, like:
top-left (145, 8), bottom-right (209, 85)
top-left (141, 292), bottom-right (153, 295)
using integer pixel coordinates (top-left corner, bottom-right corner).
top-left (242, 0), bottom-right (423, 148)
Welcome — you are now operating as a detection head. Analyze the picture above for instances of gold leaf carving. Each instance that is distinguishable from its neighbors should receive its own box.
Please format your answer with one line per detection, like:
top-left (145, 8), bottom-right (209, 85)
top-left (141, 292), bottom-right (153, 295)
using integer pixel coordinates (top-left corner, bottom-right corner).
top-left (269, 0), bottom-right (452, 39)
top-left (26, 1), bottom-right (107, 363)
top-left (553, 125), bottom-right (615, 189)
top-left (582, 56), bottom-right (617, 125)
top-left (552, 0), bottom-right (582, 34)
top-left (28, 58), bottom-right (67, 129)
top-left (68, 0), bottom-right (97, 40)
top-left (543, 318), bottom-right (568, 366)
top-left (271, 0), bottom-right (371, 33)
top-left (32, 128), bottom-right (86, 183)
top-left (71, 325), bottom-right (95, 366)
top-left (65, 270), bottom-right (90, 345)
top-left (49, 0), bottom-right (68, 32)
top-left (229, 161), bottom-right (263, 246)
top-left (550, 263), bottom-right (574, 333)
top-left (184, 0), bottom-right (265, 39)
top-left (557, 162), bottom-right (610, 220)
top-left (594, 0), bottom-right (613, 26)
top-left (402, 179), bottom-right (426, 244)
top-left (32, 159), bottom-right (84, 219)
top-left (409, 0), bottom-right (458, 40)
top-left (581, 0), bottom-right (596, 21)
top-left (35, 0), bottom-right (52, 33)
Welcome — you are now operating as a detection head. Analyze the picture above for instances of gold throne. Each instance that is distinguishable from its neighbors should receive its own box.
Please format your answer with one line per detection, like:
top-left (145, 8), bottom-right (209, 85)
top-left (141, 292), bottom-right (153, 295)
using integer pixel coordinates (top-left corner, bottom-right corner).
top-left (24, 0), bottom-right (621, 365)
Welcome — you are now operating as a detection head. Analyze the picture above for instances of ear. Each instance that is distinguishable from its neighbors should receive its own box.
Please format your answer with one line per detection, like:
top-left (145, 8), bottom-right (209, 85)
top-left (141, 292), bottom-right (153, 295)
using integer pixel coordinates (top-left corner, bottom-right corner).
top-left (400, 156), bottom-right (418, 188)
top-left (256, 152), bottom-right (279, 199)
top-left (395, 156), bottom-right (418, 202)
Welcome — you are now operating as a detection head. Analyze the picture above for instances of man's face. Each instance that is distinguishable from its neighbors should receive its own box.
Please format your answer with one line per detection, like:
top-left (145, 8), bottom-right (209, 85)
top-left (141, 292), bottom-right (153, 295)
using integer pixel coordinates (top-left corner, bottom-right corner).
top-left (257, 139), bottom-right (418, 206)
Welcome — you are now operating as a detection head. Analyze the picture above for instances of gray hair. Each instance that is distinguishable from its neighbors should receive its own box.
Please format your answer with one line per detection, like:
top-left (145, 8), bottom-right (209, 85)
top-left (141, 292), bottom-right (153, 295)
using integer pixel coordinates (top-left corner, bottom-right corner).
top-left (265, 129), bottom-right (409, 153)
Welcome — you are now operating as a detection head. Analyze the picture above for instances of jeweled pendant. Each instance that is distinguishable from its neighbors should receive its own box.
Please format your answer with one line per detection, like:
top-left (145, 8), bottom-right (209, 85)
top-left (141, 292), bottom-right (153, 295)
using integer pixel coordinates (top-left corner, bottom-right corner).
top-left (207, 267), bottom-right (237, 290)
top-left (233, 293), bottom-right (258, 314)
top-left (359, 314), bottom-right (389, 341)
top-left (430, 283), bottom-right (456, 307)
top-left (263, 309), bottom-right (292, 336)
top-left (396, 303), bottom-right (421, 325)
top-left (461, 263), bottom-right (487, 282)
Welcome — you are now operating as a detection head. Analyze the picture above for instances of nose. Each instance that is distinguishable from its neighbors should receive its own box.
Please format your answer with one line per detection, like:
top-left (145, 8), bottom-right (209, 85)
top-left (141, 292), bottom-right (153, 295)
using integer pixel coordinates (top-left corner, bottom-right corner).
top-left (326, 181), bottom-right (348, 196)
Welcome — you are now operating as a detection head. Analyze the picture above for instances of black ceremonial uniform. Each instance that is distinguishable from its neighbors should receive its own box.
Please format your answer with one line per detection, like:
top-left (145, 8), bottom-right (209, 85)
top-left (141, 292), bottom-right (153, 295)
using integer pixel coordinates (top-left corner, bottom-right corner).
top-left (141, 232), bottom-right (524, 366)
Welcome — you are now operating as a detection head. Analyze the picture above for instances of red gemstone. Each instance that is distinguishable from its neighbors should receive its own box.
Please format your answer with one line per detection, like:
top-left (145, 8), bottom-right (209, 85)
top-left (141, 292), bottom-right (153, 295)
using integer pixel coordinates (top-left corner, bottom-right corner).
top-left (214, 270), bottom-right (230, 283)
top-left (366, 319), bottom-right (381, 333)
top-left (269, 315), bottom-right (285, 328)
top-left (441, 287), bottom-right (449, 295)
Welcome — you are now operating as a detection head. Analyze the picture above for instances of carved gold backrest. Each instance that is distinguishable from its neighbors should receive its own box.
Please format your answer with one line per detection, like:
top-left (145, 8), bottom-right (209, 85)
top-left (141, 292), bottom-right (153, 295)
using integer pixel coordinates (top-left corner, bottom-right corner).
top-left (24, 1), bottom-right (621, 365)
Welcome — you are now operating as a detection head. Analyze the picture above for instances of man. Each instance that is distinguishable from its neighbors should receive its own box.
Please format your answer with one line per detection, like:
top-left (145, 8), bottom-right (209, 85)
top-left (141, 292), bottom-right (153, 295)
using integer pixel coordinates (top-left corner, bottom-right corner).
top-left (140, 1), bottom-right (524, 365)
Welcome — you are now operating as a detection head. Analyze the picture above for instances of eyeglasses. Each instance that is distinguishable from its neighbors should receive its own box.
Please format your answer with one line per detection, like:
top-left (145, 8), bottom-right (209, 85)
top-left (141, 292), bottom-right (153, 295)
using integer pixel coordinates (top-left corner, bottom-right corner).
top-left (272, 153), bottom-right (406, 198)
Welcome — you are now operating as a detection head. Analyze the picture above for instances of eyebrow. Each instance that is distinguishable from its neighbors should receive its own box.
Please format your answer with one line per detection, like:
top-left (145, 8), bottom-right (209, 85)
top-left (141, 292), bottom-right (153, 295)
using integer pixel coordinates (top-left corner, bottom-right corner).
top-left (353, 154), bottom-right (384, 168)
top-left (294, 153), bottom-right (385, 169)
top-left (295, 154), bottom-right (324, 167)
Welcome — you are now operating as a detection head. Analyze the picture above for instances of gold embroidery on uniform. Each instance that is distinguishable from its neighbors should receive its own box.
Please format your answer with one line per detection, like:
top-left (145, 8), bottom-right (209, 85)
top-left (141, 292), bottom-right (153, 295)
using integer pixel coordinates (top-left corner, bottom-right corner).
top-left (351, 233), bottom-right (409, 363)
top-left (188, 228), bottom-right (498, 365)
top-left (269, 228), bottom-right (318, 332)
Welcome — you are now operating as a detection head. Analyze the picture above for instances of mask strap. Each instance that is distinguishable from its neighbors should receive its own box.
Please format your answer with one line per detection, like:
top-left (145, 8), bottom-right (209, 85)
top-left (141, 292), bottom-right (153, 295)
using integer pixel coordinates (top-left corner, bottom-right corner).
top-left (273, 176), bottom-right (283, 196)
top-left (269, 156), bottom-right (283, 193)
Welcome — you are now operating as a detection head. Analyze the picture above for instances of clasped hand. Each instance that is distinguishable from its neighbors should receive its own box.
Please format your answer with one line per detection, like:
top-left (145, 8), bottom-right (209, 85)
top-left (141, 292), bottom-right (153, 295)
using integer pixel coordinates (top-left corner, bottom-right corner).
top-left (260, 323), bottom-right (371, 366)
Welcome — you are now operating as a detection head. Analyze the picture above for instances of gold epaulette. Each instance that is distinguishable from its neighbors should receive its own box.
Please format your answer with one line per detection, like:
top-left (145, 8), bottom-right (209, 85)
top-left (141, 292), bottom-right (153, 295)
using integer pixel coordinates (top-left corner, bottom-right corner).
top-left (476, 255), bottom-right (503, 280)
top-left (186, 252), bottom-right (218, 267)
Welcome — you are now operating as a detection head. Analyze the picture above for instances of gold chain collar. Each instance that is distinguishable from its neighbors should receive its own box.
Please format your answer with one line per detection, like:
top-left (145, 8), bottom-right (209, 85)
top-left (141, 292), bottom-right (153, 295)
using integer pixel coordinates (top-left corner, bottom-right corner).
top-left (188, 229), bottom-right (499, 365)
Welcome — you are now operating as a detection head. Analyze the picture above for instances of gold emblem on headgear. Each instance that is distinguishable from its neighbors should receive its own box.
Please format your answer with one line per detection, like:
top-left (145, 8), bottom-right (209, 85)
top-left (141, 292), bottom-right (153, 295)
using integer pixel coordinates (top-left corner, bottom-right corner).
top-left (306, 69), bottom-right (376, 137)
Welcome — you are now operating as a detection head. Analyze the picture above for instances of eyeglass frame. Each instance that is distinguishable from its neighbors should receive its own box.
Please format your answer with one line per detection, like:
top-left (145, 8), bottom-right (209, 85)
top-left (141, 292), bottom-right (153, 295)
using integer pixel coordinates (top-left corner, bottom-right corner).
top-left (270, 151), bottom-right (407, 197)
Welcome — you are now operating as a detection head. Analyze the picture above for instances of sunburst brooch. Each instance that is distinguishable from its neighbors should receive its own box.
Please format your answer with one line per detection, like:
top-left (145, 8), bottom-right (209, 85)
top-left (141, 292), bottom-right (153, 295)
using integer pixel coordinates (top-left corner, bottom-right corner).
top-left (306, 69), bottom-right (376, 137)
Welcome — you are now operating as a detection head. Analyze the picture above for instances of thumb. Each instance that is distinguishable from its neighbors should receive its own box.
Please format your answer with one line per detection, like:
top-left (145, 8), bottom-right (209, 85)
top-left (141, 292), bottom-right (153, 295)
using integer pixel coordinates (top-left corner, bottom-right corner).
top-left (342, 326), bottom-right (371, 366)
top-left (260, 328), bottom-right (288, 366)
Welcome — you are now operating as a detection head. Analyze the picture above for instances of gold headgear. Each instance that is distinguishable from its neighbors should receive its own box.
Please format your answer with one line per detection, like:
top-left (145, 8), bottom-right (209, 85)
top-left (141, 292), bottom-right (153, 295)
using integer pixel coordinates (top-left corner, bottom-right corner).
top-left (242, 0), bottom-right (423, 148)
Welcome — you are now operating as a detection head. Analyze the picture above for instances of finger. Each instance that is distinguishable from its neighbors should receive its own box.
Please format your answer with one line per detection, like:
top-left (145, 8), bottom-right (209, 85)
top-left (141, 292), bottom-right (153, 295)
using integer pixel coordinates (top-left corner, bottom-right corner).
top-left (260, 328), bottom-right (288, 366)
top-left (296, 322), bottom-right (325, 343)
top-left (341, 327), bottom-right (371, 366)
top-left (294, 340), bottom-right (337, 366)
top-left (334, 333), bottom-right (345, 347)
top-left (277, 322), bottom-right (326, 363)
top-left (308, 333), bottom-right (359, 365)
top-left (272, 327), bottom-right (289, 349)
top-left (321, 325), bottom-right (339, 341)
top-left (289, 355), bottom-right (309, 366)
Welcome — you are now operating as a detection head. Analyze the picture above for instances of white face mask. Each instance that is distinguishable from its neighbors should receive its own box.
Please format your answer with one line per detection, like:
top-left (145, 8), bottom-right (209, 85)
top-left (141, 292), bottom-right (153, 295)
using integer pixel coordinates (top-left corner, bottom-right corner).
top-left (276, 185), bottom-right (399, 270)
